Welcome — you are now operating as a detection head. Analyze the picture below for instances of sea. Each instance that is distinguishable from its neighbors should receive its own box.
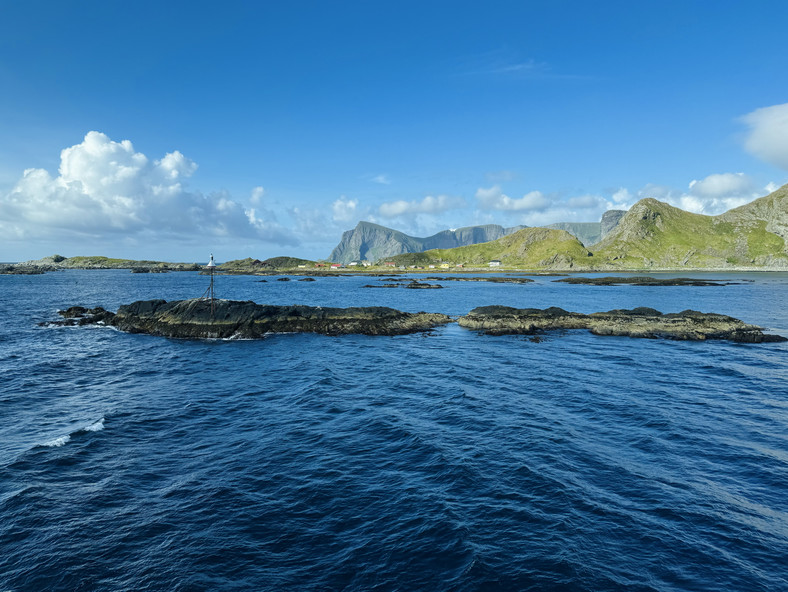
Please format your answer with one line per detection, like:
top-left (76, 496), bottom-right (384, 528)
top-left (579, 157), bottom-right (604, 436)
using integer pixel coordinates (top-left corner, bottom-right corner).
top-left (1, 269), bottom-right (788, 591)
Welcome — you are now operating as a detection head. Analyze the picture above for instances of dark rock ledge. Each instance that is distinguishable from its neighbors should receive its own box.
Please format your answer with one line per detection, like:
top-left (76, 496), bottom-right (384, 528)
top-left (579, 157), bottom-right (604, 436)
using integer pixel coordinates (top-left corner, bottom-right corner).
top-left (457, 305), bottom-right (786, 343)
top-left (44, 298), bottom-right (452, 338)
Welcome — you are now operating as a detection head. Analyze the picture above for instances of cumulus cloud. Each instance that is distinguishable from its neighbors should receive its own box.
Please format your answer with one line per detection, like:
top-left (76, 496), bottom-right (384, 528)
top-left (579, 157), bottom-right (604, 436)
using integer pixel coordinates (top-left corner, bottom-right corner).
top-left (378, 194), bottom-right (466, 218)
top-left (475, 185), bottom-right (550, 211)
top-left (688, 172), bottom-right (754, 198)
top-left (0, 131), bottom-right (296, 245)
top-left (676, 173), bottom-right (758, 214)
top-left (332, 196), bottom-right (358, 223)
top-left (741, 102), bottom-right (788, 170)
top-left (622, 173), bottom-right (770, 216)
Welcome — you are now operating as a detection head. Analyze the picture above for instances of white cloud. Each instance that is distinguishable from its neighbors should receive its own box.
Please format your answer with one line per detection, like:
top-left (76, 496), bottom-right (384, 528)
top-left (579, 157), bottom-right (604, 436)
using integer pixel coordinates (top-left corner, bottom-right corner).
top-left (680, 173), bottom-right (758, 214)
top-left (626, 173), bottom-right (769, 216)
top-left (611, 188), bottom-right (633, 205)
top-left (741, 102), bottom-right (788, 170)
top-left (332, 196), bottom-right (358, 223)
top-left (688, 172), bottom-right (754, 198)
top-left (0, 131), bottom-right (297, 245)
top-left (250, 186), bottom-right (265, 205)
top-left (371, 174), bottom-right (391, 185)
top-left (475, 185), bottom-right (549, 211)
top-left (378, 194), bottom-right (466, 218)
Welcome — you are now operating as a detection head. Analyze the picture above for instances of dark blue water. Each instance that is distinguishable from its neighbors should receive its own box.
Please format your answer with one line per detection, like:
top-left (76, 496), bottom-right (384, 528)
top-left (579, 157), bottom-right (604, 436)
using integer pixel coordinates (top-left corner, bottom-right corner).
top-left (2, 270), bottom-right (788, 591)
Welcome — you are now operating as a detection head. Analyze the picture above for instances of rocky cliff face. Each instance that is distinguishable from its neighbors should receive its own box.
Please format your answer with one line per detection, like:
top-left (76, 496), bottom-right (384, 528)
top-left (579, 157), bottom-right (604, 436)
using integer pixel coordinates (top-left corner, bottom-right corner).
top-left (328, 222), bottom-right (526, 263)
top-left (600, 210), bottom-right (626, 238)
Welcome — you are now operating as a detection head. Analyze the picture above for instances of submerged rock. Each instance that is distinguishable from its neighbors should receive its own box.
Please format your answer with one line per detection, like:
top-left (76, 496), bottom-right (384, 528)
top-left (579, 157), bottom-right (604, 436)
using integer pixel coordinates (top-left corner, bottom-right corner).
top-left (458, 305), bottom-right (786, 343)
top-left (44, 298), bottom-right (452, 338)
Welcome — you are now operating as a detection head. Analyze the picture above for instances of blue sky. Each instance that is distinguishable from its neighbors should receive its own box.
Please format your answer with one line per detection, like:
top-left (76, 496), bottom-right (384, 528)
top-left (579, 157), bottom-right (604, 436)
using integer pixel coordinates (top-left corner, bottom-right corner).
top-left (2, 0), bottom-right (788, 262)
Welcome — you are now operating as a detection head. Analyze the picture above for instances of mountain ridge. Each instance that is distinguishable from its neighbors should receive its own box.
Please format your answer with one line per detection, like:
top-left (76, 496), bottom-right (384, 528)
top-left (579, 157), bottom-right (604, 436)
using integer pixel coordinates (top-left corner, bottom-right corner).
top-left (384, 184), bottom-right (788, 270)
top-left (329, 209), bottom-right (628, 264)
top-left (329, 222), bottom-right (527, 263)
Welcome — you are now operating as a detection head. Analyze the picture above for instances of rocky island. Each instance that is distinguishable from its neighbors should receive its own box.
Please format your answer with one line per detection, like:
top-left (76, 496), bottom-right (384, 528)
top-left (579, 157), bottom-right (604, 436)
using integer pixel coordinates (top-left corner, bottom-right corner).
top-left (46, 298), bottom-right (452, 338)
top-left (44, 299), bottom-right (785, 343)
top-left (458, 306), bottom-right (786, 342)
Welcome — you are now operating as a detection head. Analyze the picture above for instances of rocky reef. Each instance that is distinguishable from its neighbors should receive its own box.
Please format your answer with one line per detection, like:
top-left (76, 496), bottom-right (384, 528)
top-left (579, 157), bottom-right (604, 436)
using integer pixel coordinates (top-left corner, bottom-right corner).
top-left (45, 298), bottom-right (452, 338)
top-left (458, 305), bottom-right (786, 342)
top-left (43, 299), bottom-right (785, 343)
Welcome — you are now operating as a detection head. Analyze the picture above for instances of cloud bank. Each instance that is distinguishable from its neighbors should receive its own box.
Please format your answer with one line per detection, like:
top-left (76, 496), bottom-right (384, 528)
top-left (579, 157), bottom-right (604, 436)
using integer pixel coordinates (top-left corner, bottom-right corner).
top-left (0, 131), bottom-right (296, 245)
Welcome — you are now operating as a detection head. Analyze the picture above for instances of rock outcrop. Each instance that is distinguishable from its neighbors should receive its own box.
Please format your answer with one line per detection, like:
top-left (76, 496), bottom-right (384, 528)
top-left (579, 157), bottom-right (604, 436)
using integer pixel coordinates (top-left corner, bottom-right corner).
top-left (12, 255), bottom-right (201, 272)
top-left (45, 298), bottom-right (452, 338)
top-left (458, 305), bottom-right (785, 342)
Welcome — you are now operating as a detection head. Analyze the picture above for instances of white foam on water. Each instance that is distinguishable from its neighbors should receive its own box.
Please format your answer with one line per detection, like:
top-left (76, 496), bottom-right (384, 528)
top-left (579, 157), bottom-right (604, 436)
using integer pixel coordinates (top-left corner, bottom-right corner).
top-left (43, 434), bottom-right (71, 447)
top-left (83, 417), bottom-right (105, 432)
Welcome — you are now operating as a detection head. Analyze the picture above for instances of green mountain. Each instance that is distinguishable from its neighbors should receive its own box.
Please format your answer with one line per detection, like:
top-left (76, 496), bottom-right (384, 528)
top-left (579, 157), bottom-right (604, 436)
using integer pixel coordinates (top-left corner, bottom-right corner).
top-left (389, 227), bottom-right (592, 269)
top-left (592, 184), bottom-right (788, 269)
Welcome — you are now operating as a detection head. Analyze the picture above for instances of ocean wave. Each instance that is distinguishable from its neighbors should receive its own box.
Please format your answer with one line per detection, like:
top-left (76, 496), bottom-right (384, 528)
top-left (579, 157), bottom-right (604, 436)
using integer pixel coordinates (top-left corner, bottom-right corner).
top-left (38, 417), bottom-right (105, 449)
top-left (42, 434), bottom-right (71, 447)
top-left (82, 418), bottom-right (105, 432)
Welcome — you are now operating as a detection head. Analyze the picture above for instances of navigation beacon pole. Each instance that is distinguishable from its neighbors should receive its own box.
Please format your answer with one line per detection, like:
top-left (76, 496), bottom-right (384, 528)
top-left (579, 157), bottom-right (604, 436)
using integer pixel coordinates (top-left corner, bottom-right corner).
top-left (206, 253), bottom-right (216, 318)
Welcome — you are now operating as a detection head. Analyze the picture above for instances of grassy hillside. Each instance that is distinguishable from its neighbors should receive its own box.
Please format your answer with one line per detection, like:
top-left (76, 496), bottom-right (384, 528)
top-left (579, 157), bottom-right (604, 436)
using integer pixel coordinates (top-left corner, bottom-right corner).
top-left (592, 195), bottom-right (788, 268)
top-left (389, 228), bottom-right (592, 269)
